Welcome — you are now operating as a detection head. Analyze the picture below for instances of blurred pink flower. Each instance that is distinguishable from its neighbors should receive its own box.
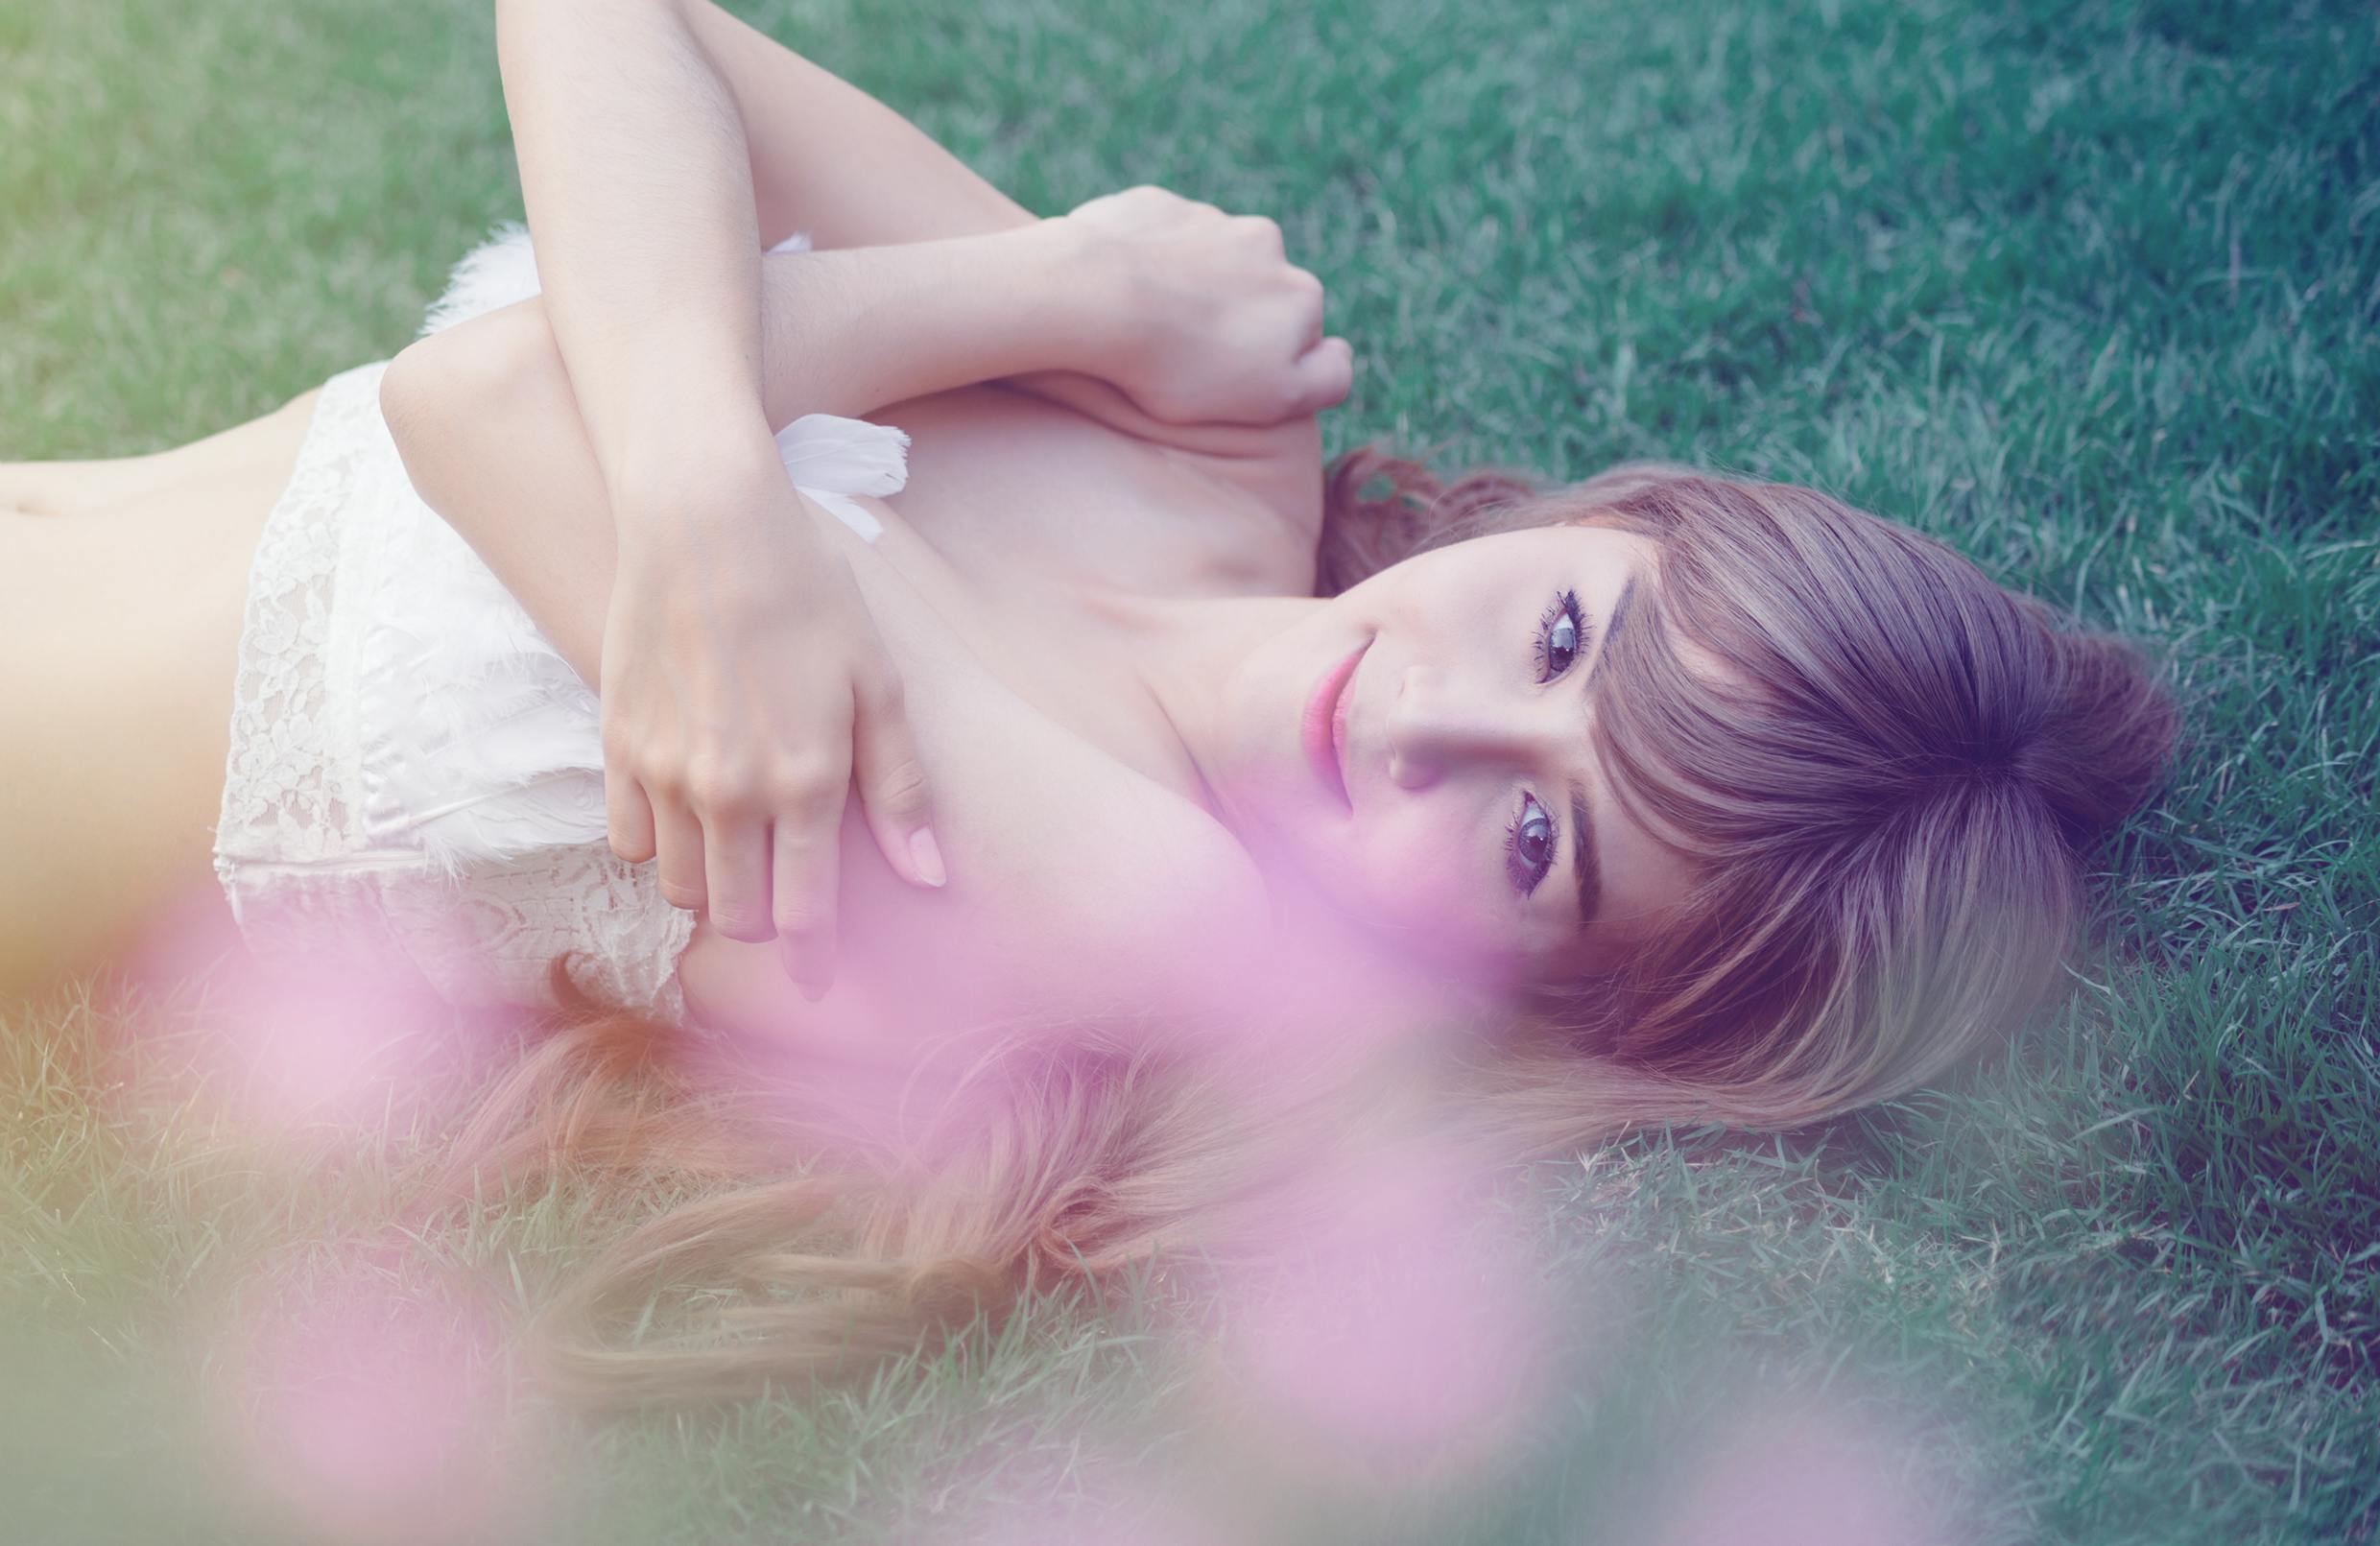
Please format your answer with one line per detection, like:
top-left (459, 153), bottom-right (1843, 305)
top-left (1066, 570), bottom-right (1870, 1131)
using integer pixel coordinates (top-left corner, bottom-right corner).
top-left (111, 876), bottom-right (494, 1140)
top-left (213, 1243), bottom-right (539, 1546)
top-left (1650, 1395), bottom-right (1951, 1546)
top-left (1193, 1130), bottom-right (1556, 1487)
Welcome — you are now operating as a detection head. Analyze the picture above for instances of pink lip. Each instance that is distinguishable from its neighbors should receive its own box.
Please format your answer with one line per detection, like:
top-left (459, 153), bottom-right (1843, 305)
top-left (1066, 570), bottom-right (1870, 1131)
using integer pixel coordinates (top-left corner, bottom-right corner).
top-left (1302, 638), bottom-right (1369, 810)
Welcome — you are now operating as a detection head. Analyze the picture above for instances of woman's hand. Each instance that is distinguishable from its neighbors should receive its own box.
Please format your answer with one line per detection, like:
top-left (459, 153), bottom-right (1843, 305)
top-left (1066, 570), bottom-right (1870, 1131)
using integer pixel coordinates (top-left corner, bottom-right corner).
top-left (1060, 185), bottom-right (1355, 428)
top-left (603, 435), bottom-right (944, 999)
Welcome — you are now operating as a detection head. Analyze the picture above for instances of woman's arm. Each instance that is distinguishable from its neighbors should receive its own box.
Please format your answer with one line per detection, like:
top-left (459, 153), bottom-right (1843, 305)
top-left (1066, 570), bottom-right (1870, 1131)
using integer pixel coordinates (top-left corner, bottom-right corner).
top-left (381, 210), bottom-right (1233, 999)
top-left (390, 204), bottom-right (1339, 457)
top-left (380, 221), bottom-right (1126, 678)
top-left (492, 0), bottom-right (774, 494)
top-left (385, 222), bottom-right (1120, 488)
top-left (423, 0), bottom-right (1340, 993)
top-left (483, 0), bottom-right (985, 994)
top-left (674, 0), bottom-right (1346, 455)
top-left (676, 0), bottom-right (1033, 250)
top-left (748, 229), bottom-right (1114, 424)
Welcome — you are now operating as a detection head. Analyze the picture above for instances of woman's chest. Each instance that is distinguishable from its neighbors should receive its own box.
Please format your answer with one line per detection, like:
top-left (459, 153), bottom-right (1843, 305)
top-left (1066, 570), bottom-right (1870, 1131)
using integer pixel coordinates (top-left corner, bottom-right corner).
top-left (674, 552), bottom-right (1273, 1052)
top-left (677, 392), bottom-right (1297, 1047)
top-left (857, 383), bottom-right (1319, 785)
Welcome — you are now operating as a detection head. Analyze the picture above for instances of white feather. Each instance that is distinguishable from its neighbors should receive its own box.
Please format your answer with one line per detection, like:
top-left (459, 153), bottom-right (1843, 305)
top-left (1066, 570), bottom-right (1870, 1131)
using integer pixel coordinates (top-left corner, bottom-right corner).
top-left (416, 221), bottom-right (541, 337)
top-left (777, 413), bottom-right (913, 495)
top-left (775, 415), bottom-right (912, 541)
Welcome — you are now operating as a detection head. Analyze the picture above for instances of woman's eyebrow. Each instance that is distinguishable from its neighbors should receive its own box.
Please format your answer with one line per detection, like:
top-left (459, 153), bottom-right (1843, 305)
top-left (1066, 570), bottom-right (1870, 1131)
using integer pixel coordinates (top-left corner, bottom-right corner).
top-left (1571, 790), bottom-right (1602, 930)
top-left (1586, 574), bottom-right (1636, 689)
top-left (1570, 574), bottom-right (1634, 931)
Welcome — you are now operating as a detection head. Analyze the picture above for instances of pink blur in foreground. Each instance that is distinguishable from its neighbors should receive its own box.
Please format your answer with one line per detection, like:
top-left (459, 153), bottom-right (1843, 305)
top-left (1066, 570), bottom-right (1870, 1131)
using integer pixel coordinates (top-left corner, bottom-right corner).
top-left (112, 876), bottom-right (500, 1138)
top-left (1649, 1393), bottom-right (1949, 1546)
top-left (209, 1241), bottom-right (541, 1546)
top-left (1191, 1130), bottom-right (1557, 1486)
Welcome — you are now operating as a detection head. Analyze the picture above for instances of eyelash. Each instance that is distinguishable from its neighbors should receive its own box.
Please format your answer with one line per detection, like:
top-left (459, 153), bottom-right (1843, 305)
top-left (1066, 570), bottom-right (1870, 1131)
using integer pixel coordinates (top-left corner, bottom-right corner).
top-left (1509, 587), bottom-right (1585, 896)
top-left (1532, 588), bottom-right (1588, 684)
top-left (1506, 793), bottom-right (1559, 896)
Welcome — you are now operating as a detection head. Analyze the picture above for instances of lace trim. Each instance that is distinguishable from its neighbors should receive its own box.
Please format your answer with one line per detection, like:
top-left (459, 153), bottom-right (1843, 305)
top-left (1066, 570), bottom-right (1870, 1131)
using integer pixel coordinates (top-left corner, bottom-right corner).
top-left (213, 363), bottom-right (387, 894)
top-left (210, 360), bottom-right (697, 1021)
top-left (207, 220), bottom-right (842, 1023)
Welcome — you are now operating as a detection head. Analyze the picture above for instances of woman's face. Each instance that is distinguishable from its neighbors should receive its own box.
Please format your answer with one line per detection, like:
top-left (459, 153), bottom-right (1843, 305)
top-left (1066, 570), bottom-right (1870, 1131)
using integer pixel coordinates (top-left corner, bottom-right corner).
top-left (1208, 523), bottom-right (1698, 987)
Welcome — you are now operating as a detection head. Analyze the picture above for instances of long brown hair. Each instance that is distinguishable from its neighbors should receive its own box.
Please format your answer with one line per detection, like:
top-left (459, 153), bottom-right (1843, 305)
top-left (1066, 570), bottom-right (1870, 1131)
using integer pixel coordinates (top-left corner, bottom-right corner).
top-left (1323, 446), bottom-right (2176, 1142)
top-left (444, 446), bottom-right (2177, 1406)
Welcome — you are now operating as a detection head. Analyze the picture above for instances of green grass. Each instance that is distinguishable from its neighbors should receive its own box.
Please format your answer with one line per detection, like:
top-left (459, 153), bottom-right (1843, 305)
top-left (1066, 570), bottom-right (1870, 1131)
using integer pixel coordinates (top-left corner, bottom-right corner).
top-left (4, 0), bottom-right (2376, 1539)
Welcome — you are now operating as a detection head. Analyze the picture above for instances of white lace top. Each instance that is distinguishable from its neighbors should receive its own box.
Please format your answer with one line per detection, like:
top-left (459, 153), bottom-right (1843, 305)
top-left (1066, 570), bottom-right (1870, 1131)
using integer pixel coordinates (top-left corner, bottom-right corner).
top-left (210, 226), bottom-right (908, 1020)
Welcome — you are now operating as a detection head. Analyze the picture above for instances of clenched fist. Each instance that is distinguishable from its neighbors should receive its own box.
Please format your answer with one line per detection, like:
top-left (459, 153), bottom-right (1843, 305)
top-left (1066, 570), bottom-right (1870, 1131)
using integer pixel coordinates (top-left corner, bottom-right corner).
top-left (1059, 184), bottom-right (1354, 428)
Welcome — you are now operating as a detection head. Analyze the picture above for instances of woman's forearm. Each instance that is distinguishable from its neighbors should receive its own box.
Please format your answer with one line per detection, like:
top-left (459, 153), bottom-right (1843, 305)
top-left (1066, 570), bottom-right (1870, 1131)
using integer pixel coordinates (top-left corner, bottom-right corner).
top-left (493, 0), bottom-right (773, 493)
top-left (381, 331), bottom-right (623, 684)
top-left (748, 224), bottom-right (1114, 425)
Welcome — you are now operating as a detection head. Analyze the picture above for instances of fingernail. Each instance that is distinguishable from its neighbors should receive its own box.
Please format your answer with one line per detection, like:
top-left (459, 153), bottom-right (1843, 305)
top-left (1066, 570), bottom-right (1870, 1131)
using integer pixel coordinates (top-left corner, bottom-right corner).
top-left (908, 826), bottom-right (947, 888)
top-left (780, 941), bottom-right (831, 1001)
top-left (780, 937), bottom-right (837, 998)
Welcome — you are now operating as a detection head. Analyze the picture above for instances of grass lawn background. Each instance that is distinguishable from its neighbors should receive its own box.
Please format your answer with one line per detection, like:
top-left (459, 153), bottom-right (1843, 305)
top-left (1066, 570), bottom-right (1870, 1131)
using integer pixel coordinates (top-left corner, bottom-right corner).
top-left (3, 0), bottom-right (2375, 1540)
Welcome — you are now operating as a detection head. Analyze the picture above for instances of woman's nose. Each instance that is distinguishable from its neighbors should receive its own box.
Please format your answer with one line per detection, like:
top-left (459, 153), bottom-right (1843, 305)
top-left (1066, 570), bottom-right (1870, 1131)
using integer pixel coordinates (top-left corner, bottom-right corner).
top-left (1385, 665), bottom-right (1541, 790)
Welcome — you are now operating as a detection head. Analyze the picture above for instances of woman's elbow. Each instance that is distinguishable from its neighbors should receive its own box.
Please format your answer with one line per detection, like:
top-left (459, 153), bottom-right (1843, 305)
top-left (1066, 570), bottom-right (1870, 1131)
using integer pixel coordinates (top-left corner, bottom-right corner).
top-left (380, 302), bottom-right (564, 498)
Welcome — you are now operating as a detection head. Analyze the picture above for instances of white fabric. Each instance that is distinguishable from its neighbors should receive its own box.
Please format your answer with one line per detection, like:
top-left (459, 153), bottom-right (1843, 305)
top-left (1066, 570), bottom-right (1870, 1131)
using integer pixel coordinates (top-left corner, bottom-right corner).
top-left (211, 225), bottom-right (910, 1017)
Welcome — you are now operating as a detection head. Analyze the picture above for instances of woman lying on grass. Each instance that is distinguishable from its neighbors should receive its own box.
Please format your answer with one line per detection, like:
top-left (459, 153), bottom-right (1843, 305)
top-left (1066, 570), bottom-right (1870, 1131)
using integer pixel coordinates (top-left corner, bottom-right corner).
top-left (0, 0), bottom-right (2175, 1402)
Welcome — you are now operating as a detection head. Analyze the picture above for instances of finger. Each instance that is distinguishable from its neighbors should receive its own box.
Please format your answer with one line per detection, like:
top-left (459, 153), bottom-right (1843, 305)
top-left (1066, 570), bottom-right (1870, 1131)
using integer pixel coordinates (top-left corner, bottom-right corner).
top-left (853, 676), bottom-right (945, 890)
top-left (773, 812), bottom-right (841, 1001)
top-left (607, 768), bottom-right (656, 866)
top-left (701, 810), bottom-right (775, 943)
top-left (653, 794), bottom-right (708, 913)
top-left (1292, 269), bottom-right (1326, 348)
top-left (1289, 336), bottom-right (1356, 417)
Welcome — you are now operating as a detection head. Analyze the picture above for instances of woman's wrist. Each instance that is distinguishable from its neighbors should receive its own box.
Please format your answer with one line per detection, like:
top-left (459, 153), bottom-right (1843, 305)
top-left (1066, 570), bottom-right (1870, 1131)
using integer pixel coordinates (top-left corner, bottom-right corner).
top-left (1034, 215), bottom-right (1151, 374)
top-left (608, 396), bottom-right (786, 535)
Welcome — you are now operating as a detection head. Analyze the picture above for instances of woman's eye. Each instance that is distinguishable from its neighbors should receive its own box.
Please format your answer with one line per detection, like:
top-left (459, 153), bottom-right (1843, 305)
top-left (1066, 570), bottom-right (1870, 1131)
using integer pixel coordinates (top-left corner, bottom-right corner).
top-left (1534, 589), bottom-right (1586, 683)
top-left (1505, 792), bottom-right (1559, 896)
